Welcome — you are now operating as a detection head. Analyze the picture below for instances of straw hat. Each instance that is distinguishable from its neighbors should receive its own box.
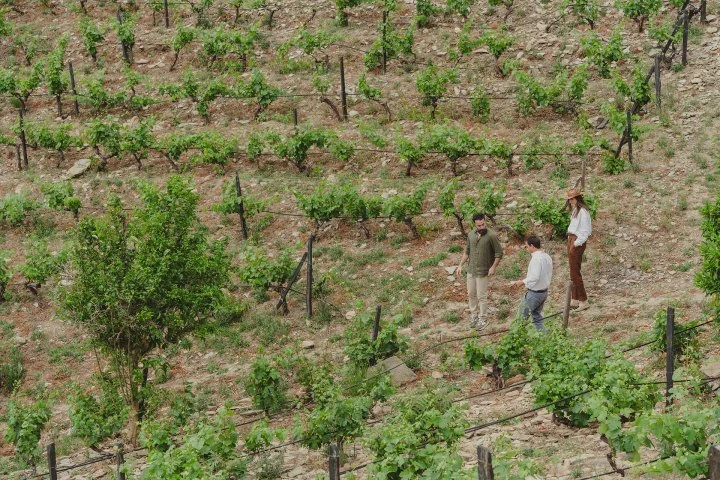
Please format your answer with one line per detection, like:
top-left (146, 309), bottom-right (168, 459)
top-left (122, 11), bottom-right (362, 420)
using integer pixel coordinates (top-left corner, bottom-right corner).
top-left (565, 188), bottom-right (583, 200)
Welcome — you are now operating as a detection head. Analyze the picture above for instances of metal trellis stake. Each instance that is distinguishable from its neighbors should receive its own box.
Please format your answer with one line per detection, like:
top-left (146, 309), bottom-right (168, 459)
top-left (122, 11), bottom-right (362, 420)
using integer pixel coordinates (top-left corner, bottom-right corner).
top-left (654, 55), bottom-right (661, 110)
top-left (234, 173), bottom-right (248, 240)
top-left (339, 57), bottom-right (348, 121)
top-left (369, 305), bottom-right (382, 366)
top-left (626, 110), bottom-right (633, 164)
top-left (329, 444), bottom-right (341, 480)
top-left (681, 10), bottom-right (689, 66)
top-left (709, 445), bottom-right (720, 479)
top-left (68, 62), bottom-right (80, 115)
top-left (477, 445), bottom-right (495, 479)
top-left (306, 233), bottom-right (314, 318)
top-left (381, 10), bottom-right (388, 74)
top-left (47, 443), bottom-right (58, 480)
top-left (116, 442), bottom-right (126, 480)
top-left (18, 107), bottom-right (28, 170)
top-left (562, 282), bottom-right (573, 330)
top-left (665, 307), bottom-right (675, 408)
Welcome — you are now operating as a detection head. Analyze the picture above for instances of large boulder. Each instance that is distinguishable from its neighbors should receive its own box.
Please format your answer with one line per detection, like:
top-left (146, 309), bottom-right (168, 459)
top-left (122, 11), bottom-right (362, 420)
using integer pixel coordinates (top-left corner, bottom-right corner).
top-left (381, 356), bottom-right (417, 387)
top-left (64, 158), bottom-right (92, 179)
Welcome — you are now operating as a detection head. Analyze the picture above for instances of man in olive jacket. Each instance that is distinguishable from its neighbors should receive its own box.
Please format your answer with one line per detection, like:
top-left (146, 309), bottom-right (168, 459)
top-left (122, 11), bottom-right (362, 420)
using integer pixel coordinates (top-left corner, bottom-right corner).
top-left (455, 213), bottom-right (503, 332)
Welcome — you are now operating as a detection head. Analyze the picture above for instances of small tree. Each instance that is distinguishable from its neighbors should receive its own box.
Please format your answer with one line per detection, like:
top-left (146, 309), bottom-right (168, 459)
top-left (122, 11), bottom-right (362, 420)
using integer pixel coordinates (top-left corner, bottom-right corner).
top-left (395, 136), bottom-right (425, 176)
top-left (420, 124), bottom-right (477, 176)
top-left (615, 0), bottom-right (661, 31)
top-left (45, 34), bottom-right (69, 117)
top-left (58, 175), bottom-right (231, 444)
top-left (383, 183), bottom-right (428, 239)
top-left (4, 394), bottom-right (52, 472)
top-left (79, 17), bottom-right (105, 63)
top-left (416, 65), bottom-right (458, 119)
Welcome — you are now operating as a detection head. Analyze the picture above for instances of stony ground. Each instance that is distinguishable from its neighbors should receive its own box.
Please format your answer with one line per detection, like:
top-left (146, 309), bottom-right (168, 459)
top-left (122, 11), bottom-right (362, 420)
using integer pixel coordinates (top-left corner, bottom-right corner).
top-left (0, 0), bottom-right (719, 478)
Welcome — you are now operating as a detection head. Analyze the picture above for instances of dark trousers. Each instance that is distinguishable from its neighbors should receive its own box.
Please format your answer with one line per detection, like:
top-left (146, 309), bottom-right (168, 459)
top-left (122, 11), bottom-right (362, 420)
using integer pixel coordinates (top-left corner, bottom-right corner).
top-left (567, 234), bottom-right (587, 301)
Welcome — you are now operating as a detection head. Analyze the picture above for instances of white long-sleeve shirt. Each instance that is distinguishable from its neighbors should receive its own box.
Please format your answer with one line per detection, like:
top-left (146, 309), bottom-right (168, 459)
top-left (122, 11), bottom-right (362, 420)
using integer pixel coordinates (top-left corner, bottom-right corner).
top-left (523, 250), bottom-right (553, 291)
top-left (567, 208), bottom-right (592, 247)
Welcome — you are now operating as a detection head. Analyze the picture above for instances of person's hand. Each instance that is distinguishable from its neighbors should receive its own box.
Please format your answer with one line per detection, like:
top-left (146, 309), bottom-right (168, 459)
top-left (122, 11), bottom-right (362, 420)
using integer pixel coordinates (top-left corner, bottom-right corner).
top-left (488, 266), bottom-right (496, 276)
top-left (455, 265), bottom-right (463, 276)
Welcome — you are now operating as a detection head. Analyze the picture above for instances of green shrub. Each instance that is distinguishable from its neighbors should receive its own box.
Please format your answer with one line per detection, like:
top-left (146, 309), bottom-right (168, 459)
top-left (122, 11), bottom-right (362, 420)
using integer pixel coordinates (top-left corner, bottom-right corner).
top-left (70, 377), bottom-right (129, 448)
top-left (4, 395), bottom-right (52, 469)
top-left (245, 357), bottom-right (287, 414)
top-left (0, 334), bottom-right (23, 393)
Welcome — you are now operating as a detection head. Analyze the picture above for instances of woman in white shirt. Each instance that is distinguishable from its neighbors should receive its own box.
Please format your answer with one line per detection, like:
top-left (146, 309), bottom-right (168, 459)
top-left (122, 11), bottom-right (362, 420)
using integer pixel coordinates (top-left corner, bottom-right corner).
top-left (565, 188), bottom-right (592, 309)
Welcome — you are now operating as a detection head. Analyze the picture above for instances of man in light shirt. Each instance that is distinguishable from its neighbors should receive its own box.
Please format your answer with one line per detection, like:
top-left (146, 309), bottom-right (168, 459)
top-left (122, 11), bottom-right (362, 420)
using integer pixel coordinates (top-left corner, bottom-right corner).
top-left (510, 235), bottom-right (553, 331)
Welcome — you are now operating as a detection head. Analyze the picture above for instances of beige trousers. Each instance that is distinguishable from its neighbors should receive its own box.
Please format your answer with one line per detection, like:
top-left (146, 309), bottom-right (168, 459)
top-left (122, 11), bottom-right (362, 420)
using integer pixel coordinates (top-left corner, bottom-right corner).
top-left (467, 273), bottom-right (489, 319)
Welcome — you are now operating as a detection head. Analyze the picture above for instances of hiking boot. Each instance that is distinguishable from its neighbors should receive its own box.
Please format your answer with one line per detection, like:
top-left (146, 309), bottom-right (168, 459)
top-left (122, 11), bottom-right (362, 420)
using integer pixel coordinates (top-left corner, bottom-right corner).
top-left (469, 313), bottom-right (479, 328)
top-left (475, 319), bottom-right (488, 333)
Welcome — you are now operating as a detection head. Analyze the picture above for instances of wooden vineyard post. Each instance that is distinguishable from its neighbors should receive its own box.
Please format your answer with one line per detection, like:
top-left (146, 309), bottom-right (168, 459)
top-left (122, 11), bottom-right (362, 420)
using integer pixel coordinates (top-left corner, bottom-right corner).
top-left (234, 173), bottom-right (248, 240)
top-left (164, 0), bottom-right (170, 28)
top-left (700, 0), bottom-right (707, 23)
top-left (276, 253), bottom-right (307, 314)
top-left (328, 444), bottom-right (341, 480)
top-left (709, 445), bottom-right (720, 479)
top-left (654, 55), bottom-right (661, 110)
top-left (47, 443), bottom-right (58, 480)
top-left (306, 233), bottom-right (314, 318)
top-left (563, 282), bottom-right (573, 330)
top-left (581, 157), bottom-right (586, 189)
top-left (116, 442), bottom-right (126, 480)
top-left (665, 307), bottom-right (675, 408)
top-left (117, 9), bottom-right (131, 64)
top-left (626, 110), bottom-right (633, 164)
top-left (339, 57), bottom-right (348, 121)
top-left (477, 445), bottom-right (494, 480)
top-left (68, 62), bottom-right (80, 115)
top-left (293, 107), bottom-right (298, 130)
top-left (381, 10), bottom-right (388, 74)
top-left (369, 305), bottom-right (382, 366)
top-left (18, 107), bottom-right (28, 170)
top-left (681, 10), bottom-right (689, 66)
top-left (372, 305), bottom-right (382, 342)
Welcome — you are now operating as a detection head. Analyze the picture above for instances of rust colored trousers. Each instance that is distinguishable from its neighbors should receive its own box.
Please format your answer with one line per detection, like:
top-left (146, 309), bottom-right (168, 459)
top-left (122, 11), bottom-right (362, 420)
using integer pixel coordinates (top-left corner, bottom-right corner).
top-left (567, 234), bottom-right (587, 302)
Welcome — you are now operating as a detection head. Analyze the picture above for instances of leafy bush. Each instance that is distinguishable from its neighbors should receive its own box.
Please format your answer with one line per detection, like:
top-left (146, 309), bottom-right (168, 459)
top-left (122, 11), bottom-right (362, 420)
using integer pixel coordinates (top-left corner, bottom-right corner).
top-left (364, 14), bottom-right (414, 70)
top-left (580, 30), bottom-right (624, 78)
top-left (527, 193), bottom-right (570, 238)
top-left (0, 193), bottom-right (37, 226)
top-left (344, 318), bottom-right (410, 370)
top-left (615, 0), bottom-right (660, 31)
top-left (383, 183), bottom-right (428, 239)
top-left (465, 320), bottom-right (534, 379)
top-left (0, 322), bottom-right (23, 393)
top-left (420, 124), bottom-right (477, 176)
top-left (608, 398), bottom-right (720, 476)
top-left (41, 181), bottom-right (80, 217)
top-left (0, 251), bottom-right (10, 301)
top-left (4, 395), bottom-right (52, 469)
top-left (70, 377), bottom-right (129, 448)
top-left (695, 191), bottom-right (720, 311)
top-left (237, 247), bottom-right (294, 296)
top-left (649, 308), bottom-right (700, 359)
top-left (470, 84), bottom-right (490, 122)
top-left (366, 386), bottom-right (473, 479)
top-left (530, 329), bottom-right (658, 427)
top-left (514, 65), bottom-right (588, 115)
top-left (21, 240), bottom-right (66, 287)
top-left (141, 407), bottom-right (248, 480)
top-left (415, 64), bottom-right (457, 119)
top-left (245, 357), bottom-right (287, 414)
